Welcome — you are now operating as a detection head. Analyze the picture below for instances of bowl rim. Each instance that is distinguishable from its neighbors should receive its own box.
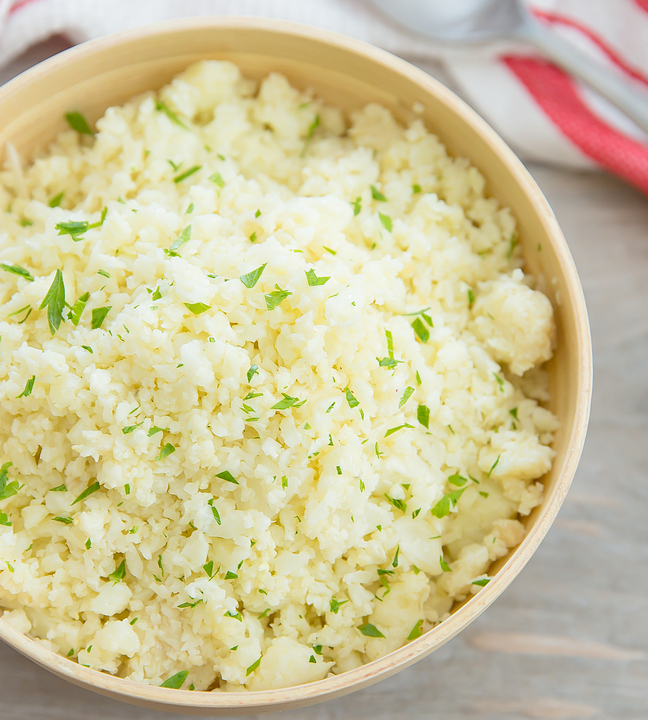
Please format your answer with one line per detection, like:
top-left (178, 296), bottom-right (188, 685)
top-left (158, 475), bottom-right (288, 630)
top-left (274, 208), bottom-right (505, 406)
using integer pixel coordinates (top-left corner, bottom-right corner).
top-left (0, 14), bottom-right (592, 712)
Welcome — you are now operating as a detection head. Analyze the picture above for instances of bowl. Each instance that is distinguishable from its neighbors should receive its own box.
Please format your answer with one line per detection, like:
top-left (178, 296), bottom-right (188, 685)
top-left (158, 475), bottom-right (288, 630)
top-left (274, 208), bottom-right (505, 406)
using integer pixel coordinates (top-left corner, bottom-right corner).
top-left (0, 17), bottom-right (592, 715)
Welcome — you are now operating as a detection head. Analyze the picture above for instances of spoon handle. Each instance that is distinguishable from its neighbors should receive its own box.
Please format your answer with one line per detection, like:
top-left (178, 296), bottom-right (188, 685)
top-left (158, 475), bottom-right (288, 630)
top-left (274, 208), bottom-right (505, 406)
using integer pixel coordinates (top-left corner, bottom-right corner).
top-left (519, 17), bottom-right (648, 135)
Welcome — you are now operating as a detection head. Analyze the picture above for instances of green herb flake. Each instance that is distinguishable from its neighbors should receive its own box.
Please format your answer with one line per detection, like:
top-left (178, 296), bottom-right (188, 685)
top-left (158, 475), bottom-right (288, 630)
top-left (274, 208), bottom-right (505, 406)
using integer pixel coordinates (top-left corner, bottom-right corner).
top-left (487, 454), bottom-right (501, 478)
top-left (439, 556), bottom-right (452, 572)
top-left (122, 422), bottom-right (143, 435)
top-left (447, 473), bottom-right (468, 487)
top-left (265, 285), bottom-right (292, 310)
top-left (185, 203), bottom-right (194, 214)
top-left (510, 407), bottom-right (519, 421)
top-left (1, 263), bottom-right (34, 281)
top-left (417, 404), bottom-right (430, 429)
top-left (217, 470), bottom-right (238, 485)
top-left (392, 545), bottom-right (400, 568)
top-left (330, 598), bottom-right (348, 614)
top-left (352, 196), bottom-right (362, 215)
top-left (48, 191), bottom-right (65, 208)
top-left (178, 599), bottom-right (203, 609)
top-left (384, 423), bottom-right (413, 438)
top-left (300, 113), bottom-right (320, 157)
top-left (16, 375), bottom-right (35, 398)
top-left (412, 508), bottom-right (421, 519)
top-left (240, 263), bottom-right (267, 289)
top-left (430, 488), bottom-right (466, 519)
top-left (399, 386), bottom-right (415, 408)
top-left (407, 619), bottom-right (424, 640)
top-left (281, 475), bottom-right (288, 489)
top-left (107, 559), bottom-right (126, 583)
top-left (155, 443), bottom-right (176, 461)
top-left (345, 387), bottom-right (360, 409)
top-left (468, 288), bottom-right (475, 306)
top-left (385, 494), bottom-right (407, 513)
top-left (53, 516), bottom-right (73, 525)
top-left (56, 221), bottom-right (88, 241)
top-left (411, 317), bottom-right (429, 343)
top-left (305, 268), bottom-right (330, 286)
top-left (271, 393), bottom-right (305, 410)
top-left (0, 510), bottom-right (11, 526)
top-left (40, 269), bottom-right (66, 334)
top-left (371, 185), bottom-right (387, 202)
top-left (184, 302), bottom-right (210, 315)
top-left (155, 100), bottom-right (188, 129)
top-left (0, 463), bottom-right (19, 501)
top-left (322, 246), bottom-right (337, 255)
top-left (91, 306), bottom-right (111, 330)
top-left (173, 165), bottom-right (202, 183)
top-left (71, 481), bottom-right (100, 506)
top-left (49, 483), bottom-right (67, 493)
top-left (85, 538), bottom-right (91, 549)
top-left (160, 670), bottom-right (189, 689)
top-left (209, 172), bottom-right (224, 187)
top-left (412, 184), bottom-right (422, 194)
top-left (67, 292), bottom-right (90, 327)
top-left (359, 623), bottom-right (385, 638)
top-left (208, 500), bottom-right (221, 525)
top-left (480, 491), bottom-right (490, 498)
top-left (493, 373), bottom-right (504, 392)
top-left (247, 364), bottom-right (259, 383)
top-left (65, 111), bottom-right (94, 135)
top-left (472, 577), bottom-right (491, 586)
top-left (379, 212), bottom-right (392, 232)
top-left (249, 231), bottom-right (257, 242)
top-left (166, 225), bottom-right (192, 256)
top-left (507, 234), bottom-right (518, 260)
top-left (246, 657), bottom-right (261, 676)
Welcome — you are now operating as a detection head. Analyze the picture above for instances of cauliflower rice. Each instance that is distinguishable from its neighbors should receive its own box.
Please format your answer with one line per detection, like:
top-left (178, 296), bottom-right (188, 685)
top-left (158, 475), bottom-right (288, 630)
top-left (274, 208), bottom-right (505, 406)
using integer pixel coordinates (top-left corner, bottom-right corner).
top-left (0, 61), bottom-right (558, 691)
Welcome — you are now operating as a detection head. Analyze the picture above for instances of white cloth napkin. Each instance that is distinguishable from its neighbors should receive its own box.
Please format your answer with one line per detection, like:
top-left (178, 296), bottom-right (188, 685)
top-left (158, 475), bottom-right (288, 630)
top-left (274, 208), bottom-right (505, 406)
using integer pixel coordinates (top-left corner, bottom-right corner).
top-left (2, 0), bottom-right (648, 191)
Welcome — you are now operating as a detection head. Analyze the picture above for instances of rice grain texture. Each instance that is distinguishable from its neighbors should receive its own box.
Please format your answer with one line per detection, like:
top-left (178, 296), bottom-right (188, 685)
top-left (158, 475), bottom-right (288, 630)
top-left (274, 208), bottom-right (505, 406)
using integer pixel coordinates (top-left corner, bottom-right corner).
top-left (0, 61), bottom-right (558, 690)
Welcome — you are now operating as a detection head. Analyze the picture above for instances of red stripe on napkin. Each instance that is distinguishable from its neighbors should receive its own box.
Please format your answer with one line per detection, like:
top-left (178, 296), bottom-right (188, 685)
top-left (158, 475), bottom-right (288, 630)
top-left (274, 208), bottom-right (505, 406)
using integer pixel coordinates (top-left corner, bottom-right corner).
top-left (534, 10), bottom-right (648, 87)
top-left (504, 55), bottom-right (648, 194)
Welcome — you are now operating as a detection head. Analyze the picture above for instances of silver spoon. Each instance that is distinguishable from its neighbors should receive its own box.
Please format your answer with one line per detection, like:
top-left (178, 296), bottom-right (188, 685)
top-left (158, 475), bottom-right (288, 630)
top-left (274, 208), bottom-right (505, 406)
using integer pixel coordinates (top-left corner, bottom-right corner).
top-left (370, 0), bottom-right (648, 134)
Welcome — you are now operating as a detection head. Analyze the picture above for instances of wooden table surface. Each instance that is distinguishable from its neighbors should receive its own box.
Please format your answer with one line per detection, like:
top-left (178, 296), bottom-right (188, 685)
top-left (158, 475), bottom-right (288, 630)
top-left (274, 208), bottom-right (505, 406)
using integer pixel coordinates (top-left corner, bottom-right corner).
top-left (1, 38), bottom-right (647, 720)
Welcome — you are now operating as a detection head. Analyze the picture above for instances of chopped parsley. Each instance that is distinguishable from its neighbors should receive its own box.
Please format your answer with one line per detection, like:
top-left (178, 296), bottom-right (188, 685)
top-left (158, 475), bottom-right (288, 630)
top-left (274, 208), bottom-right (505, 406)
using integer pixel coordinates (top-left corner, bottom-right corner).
top-left (48, 191), bottom-right (64, 208)
top-left (412, 184), bottom-right (421, 194)
top-left (399, 386), bottom-right (415, 408)
top-left (68, 292), bottom-right (90, 326)
top-left (155, 443), bottom-right (175, 461)
top-left (217, 470), bottom-right (238, 485)
top-left (55, 221), bottom-right (89, 240)
top-left (412, 508), bottom-right (421, 519)
top-left (71, 481), bottom-right (100, 506)
top-left (265, 285), bottom-right (292, 310)
top-left (300, 113), bottom-right (320, 157)
top-left (407, 619), bottom-right (424, 640)
top-left (108, 559), bottom-right (126, 582)
top-left (148, 426), bottom-right (169, 437)
top-left (166, 225), bottom-right (192, 256)
top-left (329, 598), bottom-right (348, 614)
top-left (178, 599), bottom-right (203, 609)
top-left (225, 570), bottom-right (237, 580)
top-left (384, 423), bottom-right (413, 438)
top-left (185, 203), bottom-right (194, 214)
top-left (385, 494), bottom-right (407, 512)
top-left (447, 473), bottom-right (468, 487)
top-left (379, 213), bottom-right (392, 232)
top-left (430, 488), bottom-right (466, 518)
top-left (371, 185), bottom-right (387, 202)
top-left (0, 511), bottom-right (11, 526)
top-left (155, 100), bottom-right (188, 129)
top-left (439, 556), bottom-right (452, 572)
top-left (345, 387), bottom-right (359, 409)
top-left (174, 165), bottom-right (202, 183)
top-left (472, 578), bottom-right (491, 586)
top-left (240, 264), bottom-right (266, 288)
top-left (493, 373), bottom-right (504, 392)
top-left (209, 172), bottom-right (224, 187)
top-left (305, 268), bottom-right (330, 286)
top-left (0, 463), bottom-right (19, 501)
top-left (249, 231), bottom-right (257, 242)
top-left (246, 658), bottom-right (261, 676)
top-left (272, 393), bottom-right (306, 410)
top-left (0, 263), bottom-right (33, 281)
top-left (411, 317), bottom-right (429, 343)
top-left (510, 407), bottom-right (519, 421)
top-left (16, 376), bottom-right (35, 398)
top-left (65, 111), bottom-right (94, 135)
top-left (122, 422), bottom-right (143, 434)
top-left (359, 623), bottom-right (385, 638)
top-left (91, 306), bottom-right (111, 329)
top-left (40, 269), bottom-right (66, 334)
top-left (323, 246), bottom-right (337, 255)
top-left (487, 454), bottom-right (501, 478)
top-left (49, 484), bottom-right (67, 493)
top-left (247, 364), bottom-right (259, 382)
top-left (159, 670), bottom-right (189, 689)
top-left (203, 561), bottom-right (215, 578)
top-left (468, 288), bottom-right (475, 306)
top-left (352, 196), bottom-right (361, 215)
top-left (506, 233), bottom-right (518, 260)
top-left (392, 545), bottom-right (400, 568)
top-left (208, 499), bottom-right (221, 525)
top-left (184, 302), bottom-right (210, 315)
top-left (53, 516), bottom-right (73, 525)
top-left (417, 404), bottom-right (430, 429)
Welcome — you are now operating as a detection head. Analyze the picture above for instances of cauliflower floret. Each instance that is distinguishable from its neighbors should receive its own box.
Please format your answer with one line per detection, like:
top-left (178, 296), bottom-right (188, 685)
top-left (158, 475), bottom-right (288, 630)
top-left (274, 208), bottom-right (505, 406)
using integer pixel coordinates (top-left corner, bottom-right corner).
top-left (247, 637), bottom-right (331, 690)
top-left (471, 273), bottom-right (554, 375)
